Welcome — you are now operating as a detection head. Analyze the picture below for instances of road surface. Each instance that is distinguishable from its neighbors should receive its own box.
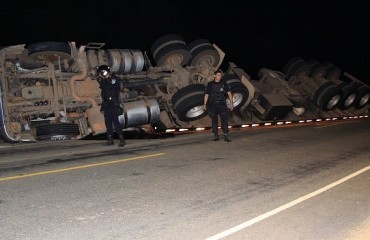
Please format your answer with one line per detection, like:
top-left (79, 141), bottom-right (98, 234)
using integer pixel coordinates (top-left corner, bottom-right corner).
top-left (0, 118), bottom-right (369, 240)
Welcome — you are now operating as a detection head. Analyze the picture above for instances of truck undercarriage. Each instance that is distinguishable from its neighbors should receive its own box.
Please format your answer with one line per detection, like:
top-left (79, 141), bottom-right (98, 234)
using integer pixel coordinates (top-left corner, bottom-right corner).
top-left (1, 34), bottom-right (369, 143)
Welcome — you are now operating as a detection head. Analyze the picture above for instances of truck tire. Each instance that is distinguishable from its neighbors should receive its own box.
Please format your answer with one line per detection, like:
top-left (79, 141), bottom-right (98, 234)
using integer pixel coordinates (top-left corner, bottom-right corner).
top-left (312, 82), bottom-right (342, 110)
top-left (337, 82), bottom-right (357, 110)
top-left (283, 57), bottom-right (303, 78)
top-left (28, 41), bottom-right (71, 62)
top-left (353, 83), bottom-right (370, 109)
top-left (289, 60), bottom-right (311, 79)
top-left (187, 39), bottom-right (220, 67)
top-left (307, 59), bottom-right (326, 79)
top-left (323, 61), bottom-right (342, 81)
top-left (171, 84), bottom-right (205, 106)
top-left (19, 49), bottom-right (47, 69)
top-left (151, 34), bottom-right (191, 67)
top-left (172, 84), bottom-right (207, 122)
top-left (222, 74), bottom-right (249, 110)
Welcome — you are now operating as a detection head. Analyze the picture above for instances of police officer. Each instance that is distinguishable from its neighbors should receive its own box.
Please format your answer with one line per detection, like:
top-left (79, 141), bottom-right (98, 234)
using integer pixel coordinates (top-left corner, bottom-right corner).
top-left (97, 65), bottom-right (126, 147)
top-left (203, 69), bottom-right (233, 142)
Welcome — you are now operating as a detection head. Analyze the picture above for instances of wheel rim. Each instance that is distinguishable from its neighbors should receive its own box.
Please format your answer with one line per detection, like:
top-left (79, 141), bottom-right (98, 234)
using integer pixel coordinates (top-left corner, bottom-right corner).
top-left (343, 93), bottom-right (357, 108)
top-left (326, 94), bottom-right (341, 109)
top-left (232, 92), bottom-right (243, 107)
top-left (359, 93), bottom-right (370, 107)
top-left (185, 105), bottom-right (205, 118)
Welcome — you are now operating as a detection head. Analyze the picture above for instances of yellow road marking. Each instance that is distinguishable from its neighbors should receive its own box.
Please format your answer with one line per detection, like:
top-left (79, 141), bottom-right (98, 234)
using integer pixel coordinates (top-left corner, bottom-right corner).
top-left (0, 153), bottom-right (165, 182)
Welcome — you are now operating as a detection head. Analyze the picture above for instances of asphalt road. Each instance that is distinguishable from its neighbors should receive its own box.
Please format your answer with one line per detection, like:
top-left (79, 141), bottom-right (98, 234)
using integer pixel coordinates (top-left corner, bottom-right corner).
top-left (0, 118), bottom-right (369, 240)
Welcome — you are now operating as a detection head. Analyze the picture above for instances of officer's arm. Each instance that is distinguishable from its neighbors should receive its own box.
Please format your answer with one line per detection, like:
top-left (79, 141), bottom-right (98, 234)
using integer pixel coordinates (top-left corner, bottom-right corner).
top-left (227, 91), bottom-right (233, 110)
top-left (203, 94), bottom-right (209, 107)
top-left (227, 91), bottom-right (233, 103)
top-left (203, 84), bottom-right (210, 108)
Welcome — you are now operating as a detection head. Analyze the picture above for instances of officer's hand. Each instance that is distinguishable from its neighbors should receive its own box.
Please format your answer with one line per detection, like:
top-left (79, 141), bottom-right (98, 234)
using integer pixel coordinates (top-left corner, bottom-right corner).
top-left (203, 104), bottom-right (207, 110)
top-left (229, 105), bottom-right (233, 111)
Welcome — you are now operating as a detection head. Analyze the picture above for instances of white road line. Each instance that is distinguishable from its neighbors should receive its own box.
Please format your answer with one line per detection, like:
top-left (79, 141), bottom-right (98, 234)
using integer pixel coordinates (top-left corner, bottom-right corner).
top-left (0, 145), bottom-right (12, 149)
top-left (206, 165), bottom-right (370, 240)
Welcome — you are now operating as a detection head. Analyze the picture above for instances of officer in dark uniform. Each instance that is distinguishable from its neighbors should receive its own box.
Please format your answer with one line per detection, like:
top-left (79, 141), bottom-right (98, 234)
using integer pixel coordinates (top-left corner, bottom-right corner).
top-left (203, 69), bottom-right (233, 142)
top-left (97, 65), bottom-right (126, 147)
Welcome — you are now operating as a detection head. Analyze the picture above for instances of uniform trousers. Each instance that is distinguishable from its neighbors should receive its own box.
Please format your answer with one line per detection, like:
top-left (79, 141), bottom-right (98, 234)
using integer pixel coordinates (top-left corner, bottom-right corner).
top-left (103, 102), bottom-right (123, 136)
top-left (210, 102), bottom-right (229, 135)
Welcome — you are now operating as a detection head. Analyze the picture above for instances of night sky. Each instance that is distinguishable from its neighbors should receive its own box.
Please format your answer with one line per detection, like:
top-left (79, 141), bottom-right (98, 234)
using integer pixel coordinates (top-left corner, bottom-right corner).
top-left (1, 0), bottom-right (369, 84)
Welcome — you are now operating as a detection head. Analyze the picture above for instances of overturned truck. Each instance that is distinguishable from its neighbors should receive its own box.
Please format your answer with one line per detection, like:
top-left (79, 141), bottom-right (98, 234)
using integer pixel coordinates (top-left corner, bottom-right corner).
top-left (0, 34), bottom-right (369, 143)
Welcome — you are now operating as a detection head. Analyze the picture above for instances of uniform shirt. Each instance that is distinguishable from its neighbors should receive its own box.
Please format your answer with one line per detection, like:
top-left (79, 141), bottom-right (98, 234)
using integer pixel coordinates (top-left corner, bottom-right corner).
top-left (205, 80), bottom-right (230, 103)
top-left (99, 76), bottom-right (121, 110)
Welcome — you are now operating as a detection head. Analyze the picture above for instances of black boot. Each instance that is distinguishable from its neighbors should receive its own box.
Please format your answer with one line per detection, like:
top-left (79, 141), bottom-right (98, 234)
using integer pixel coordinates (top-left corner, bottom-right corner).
top-left (224, 133), bottom-right (231, 142)
top-left (212, 134), bottom-right (219, 141)
top-left (102, 135), bottom-right (114, 146)
top-left (118, 135), bottom-right (126, 147)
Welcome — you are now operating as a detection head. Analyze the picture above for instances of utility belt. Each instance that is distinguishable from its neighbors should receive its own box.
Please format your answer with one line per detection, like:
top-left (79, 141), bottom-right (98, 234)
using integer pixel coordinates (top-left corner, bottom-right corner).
top-left (213, 100), bottom-right (226, 104)
top-left (105, 96), bottom-right (117, 102)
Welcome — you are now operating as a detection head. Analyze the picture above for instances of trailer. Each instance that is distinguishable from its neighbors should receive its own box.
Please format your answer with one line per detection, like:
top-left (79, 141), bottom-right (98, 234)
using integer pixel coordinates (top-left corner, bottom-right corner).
top-left (1, 34), bottom-right (369, 143)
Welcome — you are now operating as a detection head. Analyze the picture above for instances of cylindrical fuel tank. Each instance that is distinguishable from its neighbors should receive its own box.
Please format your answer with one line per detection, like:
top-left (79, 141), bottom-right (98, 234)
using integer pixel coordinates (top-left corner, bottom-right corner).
top-left (118, 99), bottom-right (160, 128)
top-left (87, 49), bottom-right (145, 74)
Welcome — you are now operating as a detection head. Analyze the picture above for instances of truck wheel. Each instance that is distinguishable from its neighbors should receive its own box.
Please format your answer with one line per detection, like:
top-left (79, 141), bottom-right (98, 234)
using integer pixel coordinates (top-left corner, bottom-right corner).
top-left (337, 82), bottom-right (357, 110)
top-left (151, 34), bottom-right (191, 67)
top-left (283, 57), bottom-right (310, 79)
top-left (187, 39), bottom-right (220, 67)
top-left (19, 49), bottom-right (47, 69)
top-left (222, 74), bottom-right (249, 110)
top-left (171, 84), bottom-right (205, 105)
top-left (353, 83), bottom-right (370, 109)
top-left (172, 84), bottom-right (207, 122)
top-left (307, 59), bottom-right (326, 78)
top-left (28, 41), bottom-right (71, 62)
top-left (312, 82), bottom-right (342, 110)
top-left (323, 61), bottom-right (342, 81)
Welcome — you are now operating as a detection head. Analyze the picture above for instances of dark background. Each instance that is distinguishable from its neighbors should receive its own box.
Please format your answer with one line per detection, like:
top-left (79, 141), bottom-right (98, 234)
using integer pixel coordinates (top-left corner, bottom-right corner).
top-left (1, 0), bottom-right (369, 84)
